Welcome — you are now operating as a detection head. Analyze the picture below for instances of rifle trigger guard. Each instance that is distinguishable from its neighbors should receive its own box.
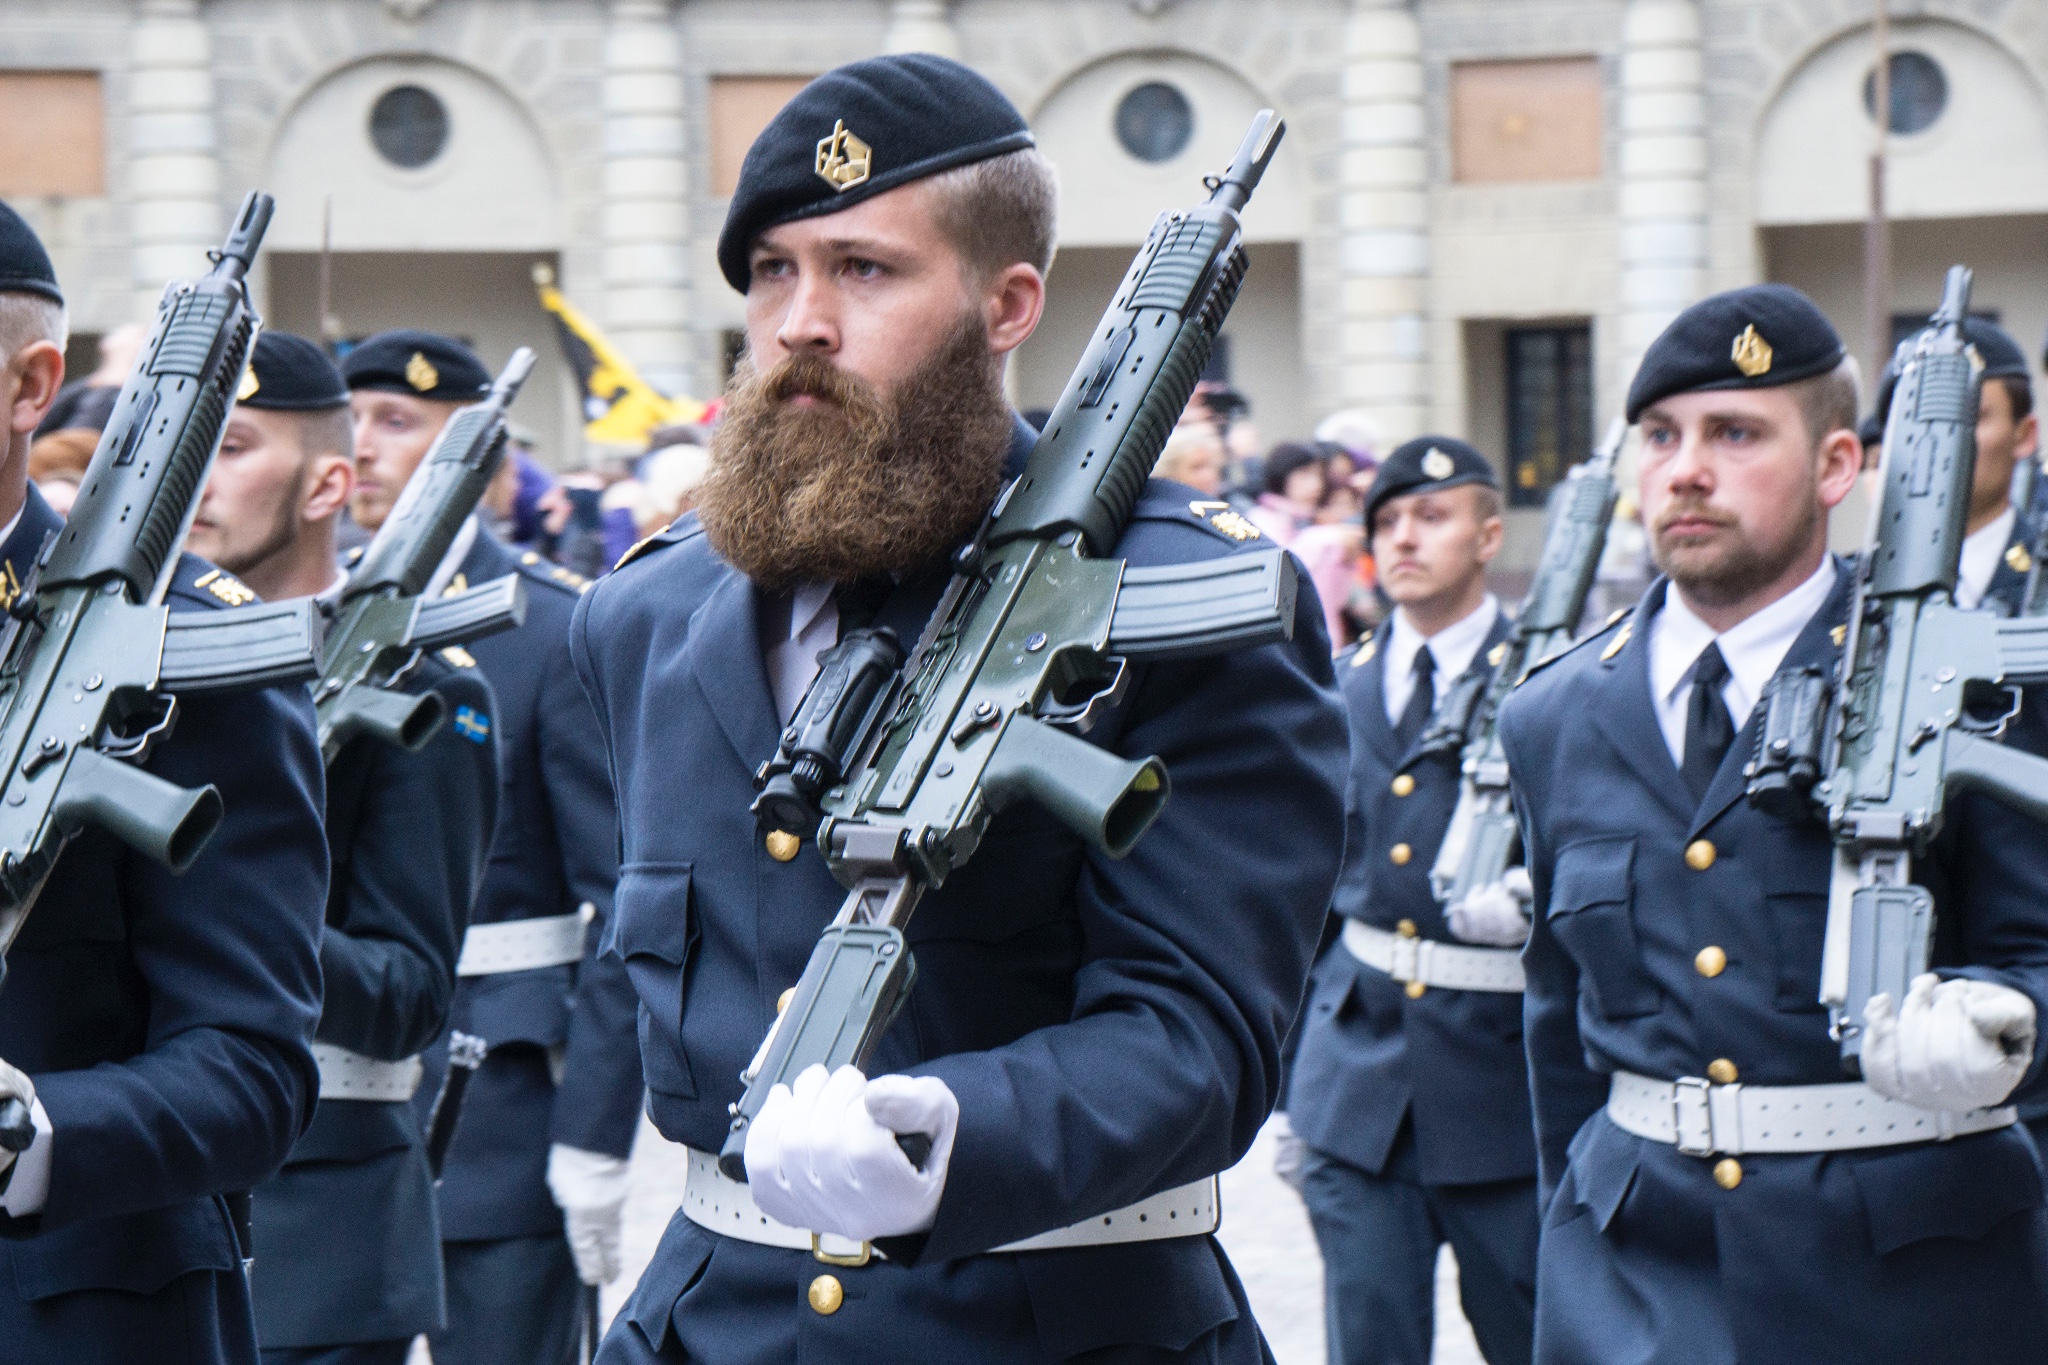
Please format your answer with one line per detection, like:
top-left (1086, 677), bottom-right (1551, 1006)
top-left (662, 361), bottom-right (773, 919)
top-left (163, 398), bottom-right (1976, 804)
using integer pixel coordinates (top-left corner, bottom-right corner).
top-left (1036, 657), bottom-right (1130, 735)
top-left (98, 694), bottom-right (178, 761)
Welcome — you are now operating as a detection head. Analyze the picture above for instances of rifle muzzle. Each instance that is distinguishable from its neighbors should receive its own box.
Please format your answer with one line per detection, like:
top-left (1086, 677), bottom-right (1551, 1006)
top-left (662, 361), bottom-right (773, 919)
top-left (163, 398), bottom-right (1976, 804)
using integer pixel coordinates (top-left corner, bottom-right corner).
top-left (981, 714), bottom-right (1169, 858)
top-left (330, 685), bottom-right (447, 753)
top-left (54, 747), bottom-right (222, 873)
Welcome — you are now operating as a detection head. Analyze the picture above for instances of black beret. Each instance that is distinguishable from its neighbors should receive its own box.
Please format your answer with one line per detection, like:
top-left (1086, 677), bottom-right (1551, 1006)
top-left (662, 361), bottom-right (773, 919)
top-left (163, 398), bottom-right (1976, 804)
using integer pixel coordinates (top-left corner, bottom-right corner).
top-left (0, 199), bottom-right (61, 306)
top-left (1872, 317), bottom-right (2030, 428)
top-left (1626, 284), bottom-right (1845, 423)
top-left (1367, 436), bottom-right (1500, 528)
top-left (342, 329), bottom-right (491, 402)
top-left (241, 331), bottom-right (347, 411)
top-left (716, 54), bottom-right (1035, 293)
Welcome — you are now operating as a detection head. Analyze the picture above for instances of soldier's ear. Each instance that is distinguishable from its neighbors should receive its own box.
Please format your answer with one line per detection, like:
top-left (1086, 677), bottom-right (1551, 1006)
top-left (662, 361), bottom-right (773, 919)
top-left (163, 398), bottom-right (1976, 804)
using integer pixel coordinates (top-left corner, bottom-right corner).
top-left (1814, 425), bottom-right (1863, 512)
top-left (6, 339), bottom-right (63, 436)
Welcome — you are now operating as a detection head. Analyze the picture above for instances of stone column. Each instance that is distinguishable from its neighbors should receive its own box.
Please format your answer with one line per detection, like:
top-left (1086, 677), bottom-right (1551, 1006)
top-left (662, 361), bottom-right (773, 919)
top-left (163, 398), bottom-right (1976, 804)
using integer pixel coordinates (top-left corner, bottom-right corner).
top-left (1337, 0), bottom-right (1429, 442)
top-left (601, 0), bottom-right (692, 397)
top-left (1616, 0), bottom-right (1707, 394)
top-left (128, 0), bottom-right (219, 316)
top-left (883, 1), bottom-right (960, 60)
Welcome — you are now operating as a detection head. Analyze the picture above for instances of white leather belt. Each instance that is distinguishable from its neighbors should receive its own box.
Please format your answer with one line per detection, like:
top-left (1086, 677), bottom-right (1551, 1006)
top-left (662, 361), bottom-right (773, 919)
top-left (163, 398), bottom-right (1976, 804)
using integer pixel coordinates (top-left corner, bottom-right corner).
top-left (681, 1146), bottom-right (1219, 1265)
top-left (1342, 918), bottom-right (1525, 993)
top-left (311, 1042), bottom-right (424, 1102)
top-left (1607, 1070), bottom-right (2016, 1157)
top-left (457, 905), bottom-right (591, 977)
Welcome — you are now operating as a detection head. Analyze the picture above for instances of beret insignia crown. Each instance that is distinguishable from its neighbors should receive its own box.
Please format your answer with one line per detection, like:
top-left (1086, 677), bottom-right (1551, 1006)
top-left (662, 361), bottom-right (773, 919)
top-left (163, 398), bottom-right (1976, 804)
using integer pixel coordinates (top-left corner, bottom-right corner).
top-left (1421, 447), bottom-right (1455, 480)
top-left (815, 119), bottom-right (873, 192)
top-left (1731, 324), bottom-right (1773, 378)
top-left (406, 351), bottom-right (440, 392)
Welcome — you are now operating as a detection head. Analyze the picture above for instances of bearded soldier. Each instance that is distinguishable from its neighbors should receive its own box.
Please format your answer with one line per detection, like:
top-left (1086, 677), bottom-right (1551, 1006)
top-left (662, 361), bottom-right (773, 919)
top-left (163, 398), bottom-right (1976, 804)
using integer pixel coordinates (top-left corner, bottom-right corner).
top-left (570, 54), bottom-right (1348, 1362)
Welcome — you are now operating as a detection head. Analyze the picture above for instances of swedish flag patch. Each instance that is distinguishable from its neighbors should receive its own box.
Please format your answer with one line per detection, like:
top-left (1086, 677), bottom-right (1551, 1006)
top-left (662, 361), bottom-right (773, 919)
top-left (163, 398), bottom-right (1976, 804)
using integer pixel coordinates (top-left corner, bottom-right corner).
top-left (453, 706), bottom-right (492, 744)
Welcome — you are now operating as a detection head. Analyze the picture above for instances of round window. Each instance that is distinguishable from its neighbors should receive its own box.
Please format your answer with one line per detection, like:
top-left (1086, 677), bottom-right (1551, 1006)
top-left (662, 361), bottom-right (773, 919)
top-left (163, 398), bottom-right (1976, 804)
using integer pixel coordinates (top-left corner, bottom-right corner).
top-left (1862, 51), bottom-right (1947, 136)
top-left (369, 85), bottom-right (450, 169)
top-left (1114, 82), bottom-right (1195, 163)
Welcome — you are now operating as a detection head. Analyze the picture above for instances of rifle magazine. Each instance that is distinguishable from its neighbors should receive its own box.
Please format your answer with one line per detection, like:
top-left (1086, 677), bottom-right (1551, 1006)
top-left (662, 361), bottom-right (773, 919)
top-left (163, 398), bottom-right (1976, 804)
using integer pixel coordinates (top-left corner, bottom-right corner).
top-left (1107, 550), bottom-right (1297, 661)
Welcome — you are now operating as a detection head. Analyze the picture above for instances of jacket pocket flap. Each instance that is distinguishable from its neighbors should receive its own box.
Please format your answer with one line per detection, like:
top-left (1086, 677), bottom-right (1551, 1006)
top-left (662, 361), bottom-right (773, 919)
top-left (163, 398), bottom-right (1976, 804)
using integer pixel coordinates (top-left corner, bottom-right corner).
top-left (1851, 1127), bottom-right (2046, 1255)
top-left (1549, 837), bottom-right (1635, 916)
top-left (608, 863), bottom-right (694, 964)
top-left (626, 1215), bottom-right (715, 1351)
top-left (1570, 1113), bottom-right (1643, 1233)
top-left (8, 1198), bottom-right (238, 1300)
top-left (1018, 1237), bottom-right (1238, 1357)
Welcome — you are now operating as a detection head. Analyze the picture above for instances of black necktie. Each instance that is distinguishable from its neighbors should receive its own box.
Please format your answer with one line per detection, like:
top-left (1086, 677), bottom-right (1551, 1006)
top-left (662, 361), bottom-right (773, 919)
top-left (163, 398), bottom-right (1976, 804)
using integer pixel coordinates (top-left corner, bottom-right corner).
top-left (1681, 642), bottom-right (1735, 803)
top-left (1395, 645), bottom-right (1436, 749)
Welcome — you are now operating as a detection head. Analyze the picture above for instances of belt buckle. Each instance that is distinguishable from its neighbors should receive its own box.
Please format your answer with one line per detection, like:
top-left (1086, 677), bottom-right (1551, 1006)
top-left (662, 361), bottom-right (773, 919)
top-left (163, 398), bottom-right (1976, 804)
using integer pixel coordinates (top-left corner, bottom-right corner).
top-left (1389, 936), bottom-right (1421, 982)
top-left (811, 1233), bottom-right (872, 1267)
top-left (1672, 1076), bottom-right (1715, 1156)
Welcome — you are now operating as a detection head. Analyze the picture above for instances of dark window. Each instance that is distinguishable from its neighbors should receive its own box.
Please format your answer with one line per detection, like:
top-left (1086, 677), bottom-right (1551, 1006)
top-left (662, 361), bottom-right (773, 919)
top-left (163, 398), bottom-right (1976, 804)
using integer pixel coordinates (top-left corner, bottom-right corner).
top-left (1506, 325), bottom-right (1593, 508)
top-left (369, 85), bottom-right (450, 169)
top-left (1115, 82), bottom-right (1194, 163)
top-left (1863, 51), bottom-right (1947, 136)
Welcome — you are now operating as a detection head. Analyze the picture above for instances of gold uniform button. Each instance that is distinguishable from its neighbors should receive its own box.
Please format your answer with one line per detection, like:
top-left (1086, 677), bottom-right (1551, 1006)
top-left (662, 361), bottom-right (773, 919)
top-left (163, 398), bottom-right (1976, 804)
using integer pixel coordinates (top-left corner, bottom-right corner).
top-left (808, 1274), bottom-right (844, 1315)
top-left (1707, 1058), bottom-right (1739, 1085)
top-left (777, 987), bottom-right (796, 1014)
top-left (1390, 843), bottom-right (1412, 866)
top-left (1391, 774), bottom-right (1416, 797)
top-left (1396, 919), bottom-right (1419, 938)
top-left (766, 830), bottom-right (801, 862)
top-left (1695, 945), bottom-right (1728, 978)
top-left (1713, 1158), bottom-right (1743, 1190)
top-left (1404, 981), bottom-right (1426, 999)
top-left (1685, 839), bottom-right (1716, 871)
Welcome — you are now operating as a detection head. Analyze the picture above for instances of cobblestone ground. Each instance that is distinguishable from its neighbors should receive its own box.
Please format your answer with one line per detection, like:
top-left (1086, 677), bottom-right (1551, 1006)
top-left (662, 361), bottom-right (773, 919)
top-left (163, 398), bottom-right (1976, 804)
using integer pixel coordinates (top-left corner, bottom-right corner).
top-left (572, 1112), bottom-right (1486, 1365)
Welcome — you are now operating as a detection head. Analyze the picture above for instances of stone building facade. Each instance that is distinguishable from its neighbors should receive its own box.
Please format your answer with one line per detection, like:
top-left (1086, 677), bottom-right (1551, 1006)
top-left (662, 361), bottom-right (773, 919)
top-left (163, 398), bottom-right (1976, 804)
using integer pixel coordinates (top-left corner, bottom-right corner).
top-left (2, 0), bottom-right (2045, 563)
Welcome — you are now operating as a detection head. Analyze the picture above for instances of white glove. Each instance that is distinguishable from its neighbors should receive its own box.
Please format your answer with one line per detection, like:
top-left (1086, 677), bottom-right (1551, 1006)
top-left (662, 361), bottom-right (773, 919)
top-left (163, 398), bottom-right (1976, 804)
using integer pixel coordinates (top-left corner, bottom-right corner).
top-left (1447, 867), bottom-right (1533, 947)
top-left (1270, 1111), bottom-right (1307, 1194)
top-left (0, 1058), bottom-right (32, 1178)
top-left (745, 1063), bottom-right (958, 1242)
top-left (1863, 974), bottom-right (2036, 1113)
top-left (546, 1143), bottom-right (630, 1285)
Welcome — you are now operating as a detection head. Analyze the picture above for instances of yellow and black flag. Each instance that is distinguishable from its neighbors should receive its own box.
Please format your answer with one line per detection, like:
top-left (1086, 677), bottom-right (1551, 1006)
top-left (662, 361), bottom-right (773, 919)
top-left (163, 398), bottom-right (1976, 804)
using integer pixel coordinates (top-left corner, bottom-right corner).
top-left (533, 263), bottom-right (708, 447)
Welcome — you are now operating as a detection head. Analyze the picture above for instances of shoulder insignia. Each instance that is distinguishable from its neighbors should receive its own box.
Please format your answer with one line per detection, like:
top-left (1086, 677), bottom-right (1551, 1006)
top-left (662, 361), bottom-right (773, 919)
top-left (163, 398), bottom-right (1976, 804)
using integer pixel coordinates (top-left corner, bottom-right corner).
top-left (0, 561), bottom-right (21, 612)
top-left (442, 572), bottom-right (468, 599)
top-left (1830, 624), bottom-right (1847, 647)
top-left (440, 645), bottom-right (477, 668)
top-left (1186, 499), bottom-right (1262, 542)
top-left (346, 545), bottom-right (365, 566)
top-left (452, 705), bottom-right (491, 743)
top-left (614, 533), bottom-right (662, 572)
top-left (1351, 636), bottom-right (1379, 668)
top-left (547, 564), bottom-right (592, 593)
top-left (1487, 641), bottom-right (1508, 668)
top-left (1606, 607), bottom-right (1627, 626)
top-left (1599, 621), bottom-right (1632, 661)
top-left (193, 567), bottom-right (257, 607)
top-left (521, 551), bottom-right (542, 567)
top-left (2007, 543), bottom-right (2033, 575)
top-left (1519, 614), bottom-right (1627, 688)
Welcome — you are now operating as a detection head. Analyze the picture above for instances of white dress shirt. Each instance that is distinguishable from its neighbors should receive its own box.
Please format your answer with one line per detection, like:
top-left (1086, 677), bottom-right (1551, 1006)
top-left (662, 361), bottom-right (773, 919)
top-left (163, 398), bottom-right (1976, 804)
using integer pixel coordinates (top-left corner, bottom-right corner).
top-left (1383, 595), bottom-right (1500, 727)
top-left (1647, 557), bottom-right (1837, 768)
top-left (1954, 506), bottom-right (2017, 612)
top-left (768, 581), bottom-right (838, 725)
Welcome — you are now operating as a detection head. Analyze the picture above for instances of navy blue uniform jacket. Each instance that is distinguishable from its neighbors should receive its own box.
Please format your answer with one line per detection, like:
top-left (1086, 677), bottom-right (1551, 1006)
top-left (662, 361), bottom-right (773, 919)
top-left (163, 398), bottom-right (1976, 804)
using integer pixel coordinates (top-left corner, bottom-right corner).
top-left (0, 487), bottom-right (329, 1364)
top-left (1290, 611), bottom-right (1536, 1187)
top-left (419, 532), bottom-right (636, 1242)
top-left (570, 448), bottom-right (1350, 1361)
top-left (1499, 564), bottom-right (2048, 1364)
top-left (252, 655), bottom-right (499, 1346)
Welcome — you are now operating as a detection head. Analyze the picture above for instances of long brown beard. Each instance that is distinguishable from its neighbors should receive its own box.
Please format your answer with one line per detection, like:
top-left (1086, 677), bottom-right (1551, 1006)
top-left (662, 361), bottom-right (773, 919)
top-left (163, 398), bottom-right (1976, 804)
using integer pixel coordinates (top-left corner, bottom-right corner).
top-left (698, 317), bottom-right (1014, 589)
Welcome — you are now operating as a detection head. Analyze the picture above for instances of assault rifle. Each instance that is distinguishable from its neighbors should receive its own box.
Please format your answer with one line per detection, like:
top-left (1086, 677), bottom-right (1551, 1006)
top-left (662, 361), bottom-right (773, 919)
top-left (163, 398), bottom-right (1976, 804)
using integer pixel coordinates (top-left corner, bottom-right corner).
top-left (312, 350), bottom-right (534, 762)
top-left (1746, 265), bottom-right (2048, 1071)
top-left (0, 193), bottom-right (326, 1146)
top-left (1417, 418), bottom-right (1624, 912)
top-left (724, 113), bottom-right (1299, 1182)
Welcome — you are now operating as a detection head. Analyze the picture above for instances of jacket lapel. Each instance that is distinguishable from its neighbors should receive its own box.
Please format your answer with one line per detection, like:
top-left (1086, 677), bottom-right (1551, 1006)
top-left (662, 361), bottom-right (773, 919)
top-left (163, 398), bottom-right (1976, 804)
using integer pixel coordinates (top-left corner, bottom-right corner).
top-left (1347, 622), bottom-right (1400, 768)
top-left (1589, 581), bottom-right (1695, 826)
top-left (1690, 559), bottom-right (1855, 834)
top-left (1394, 608), bottom-right (1517, 769)
top-left (682, 567), bottom-right (782, 769)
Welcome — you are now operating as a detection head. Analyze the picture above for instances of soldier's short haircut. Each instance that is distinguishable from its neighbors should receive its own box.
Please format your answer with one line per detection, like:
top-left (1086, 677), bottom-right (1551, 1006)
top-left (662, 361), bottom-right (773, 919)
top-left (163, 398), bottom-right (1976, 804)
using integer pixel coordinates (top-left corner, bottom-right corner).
top-left (926, 147), bottom-right (1059, 282)
top-left (292, 405), bottom-right (354, 466)
top-left (0, 290), bottom-right (66, 363)
top-left (1787, 355), bottom-right (1861, 450)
